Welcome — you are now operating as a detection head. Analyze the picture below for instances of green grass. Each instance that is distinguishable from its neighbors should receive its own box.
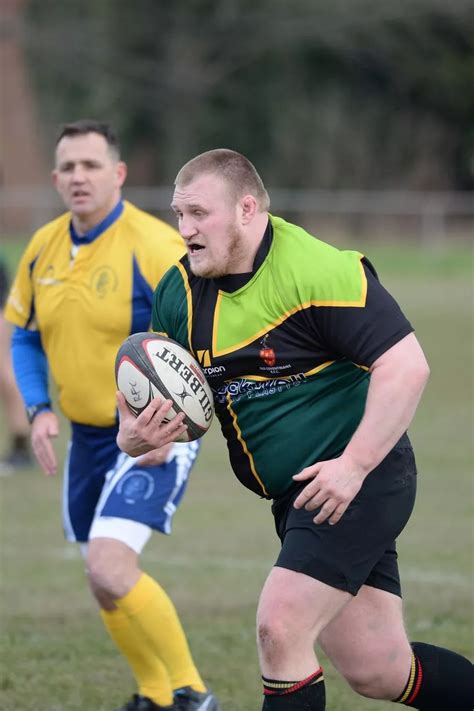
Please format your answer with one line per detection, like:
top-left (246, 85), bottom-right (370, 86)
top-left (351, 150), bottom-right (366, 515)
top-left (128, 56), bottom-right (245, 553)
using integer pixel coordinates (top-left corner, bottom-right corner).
top-left (1, 241), bottom-right (473, 710)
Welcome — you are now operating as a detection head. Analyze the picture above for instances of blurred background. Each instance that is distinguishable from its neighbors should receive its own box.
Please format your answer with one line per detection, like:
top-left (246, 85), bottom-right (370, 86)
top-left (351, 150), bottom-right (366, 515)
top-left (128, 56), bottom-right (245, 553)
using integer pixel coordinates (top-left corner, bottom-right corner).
top-left (1, 0), bottom-right (474, 243)
top-left (0, 2), bottom-right (473, 710)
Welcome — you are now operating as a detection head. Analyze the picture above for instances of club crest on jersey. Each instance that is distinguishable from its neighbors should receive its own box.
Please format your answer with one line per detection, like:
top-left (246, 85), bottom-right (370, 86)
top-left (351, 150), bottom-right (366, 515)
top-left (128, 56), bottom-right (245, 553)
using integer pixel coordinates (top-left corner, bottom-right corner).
top-left (259, 334), bottom-right (276, 367)
top-left (90, 265), bottom-right (118, 298)
top-left (117, 470), bottom-right (155, 504)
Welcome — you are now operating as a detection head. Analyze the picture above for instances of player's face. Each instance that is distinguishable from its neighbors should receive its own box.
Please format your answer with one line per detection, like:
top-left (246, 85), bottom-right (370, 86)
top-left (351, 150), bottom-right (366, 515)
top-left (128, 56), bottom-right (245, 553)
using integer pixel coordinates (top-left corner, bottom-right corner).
top-left (171, 173), bottom-right (248, 278)
top-left (52, 133), bottom-right (126, 230)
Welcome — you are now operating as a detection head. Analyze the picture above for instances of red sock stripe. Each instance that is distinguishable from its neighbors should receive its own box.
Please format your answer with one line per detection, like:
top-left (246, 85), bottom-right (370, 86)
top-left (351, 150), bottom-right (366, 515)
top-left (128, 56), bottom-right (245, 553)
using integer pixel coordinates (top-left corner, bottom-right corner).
top-left (406, 657), bottom-right (423, 705)
top-left (263, 667), bottom-right (323, 696)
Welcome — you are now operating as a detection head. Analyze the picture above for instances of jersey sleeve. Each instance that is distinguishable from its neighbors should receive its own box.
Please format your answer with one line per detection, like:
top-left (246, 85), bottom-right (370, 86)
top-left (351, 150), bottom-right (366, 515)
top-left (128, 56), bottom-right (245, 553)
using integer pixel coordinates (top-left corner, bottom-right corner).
top-left (310, 258), bottom-right (413, 367)
top-left (152, 263), bottom-right (190, 347)
top-left (3, 232), bottom-right (44, 330)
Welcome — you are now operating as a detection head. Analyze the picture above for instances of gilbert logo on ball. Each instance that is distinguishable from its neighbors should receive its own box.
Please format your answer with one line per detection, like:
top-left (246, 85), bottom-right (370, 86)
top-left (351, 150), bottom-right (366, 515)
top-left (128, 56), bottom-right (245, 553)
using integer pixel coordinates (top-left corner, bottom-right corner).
top-left (115, 332), bottom-right (214, 442)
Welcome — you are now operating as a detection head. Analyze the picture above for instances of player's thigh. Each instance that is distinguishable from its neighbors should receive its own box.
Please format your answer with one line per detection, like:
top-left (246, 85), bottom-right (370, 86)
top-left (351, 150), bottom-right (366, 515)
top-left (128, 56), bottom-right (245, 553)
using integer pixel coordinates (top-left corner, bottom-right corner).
top-left (63, 423), bottom-right (120, 542)
top-left (318, 584), bottom-right (411, 682)
top-left (89, 440), bottom-right (201, 548)
top-left (258, 566), bottom-right (351, 641)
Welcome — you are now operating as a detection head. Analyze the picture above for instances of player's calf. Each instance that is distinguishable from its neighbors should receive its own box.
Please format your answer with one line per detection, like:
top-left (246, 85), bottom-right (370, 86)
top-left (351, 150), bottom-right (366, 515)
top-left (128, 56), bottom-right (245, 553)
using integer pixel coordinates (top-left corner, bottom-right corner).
top-left (262, 669), bottom-right (325, 709)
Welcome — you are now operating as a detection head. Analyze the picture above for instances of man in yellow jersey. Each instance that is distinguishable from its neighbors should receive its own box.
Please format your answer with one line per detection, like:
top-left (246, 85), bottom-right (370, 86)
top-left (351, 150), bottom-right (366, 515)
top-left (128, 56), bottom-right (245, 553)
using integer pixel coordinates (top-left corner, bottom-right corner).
top-left (116, 149), bottom-right (473, 710)
top-left (5, 121), bottom-right (219, 711)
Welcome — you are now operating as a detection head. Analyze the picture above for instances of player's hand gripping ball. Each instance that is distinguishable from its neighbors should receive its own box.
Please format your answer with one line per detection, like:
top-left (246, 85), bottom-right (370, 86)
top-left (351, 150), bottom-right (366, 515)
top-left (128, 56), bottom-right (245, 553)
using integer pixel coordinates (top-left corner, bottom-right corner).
top-left (115, 333), bottom-right (214, 442)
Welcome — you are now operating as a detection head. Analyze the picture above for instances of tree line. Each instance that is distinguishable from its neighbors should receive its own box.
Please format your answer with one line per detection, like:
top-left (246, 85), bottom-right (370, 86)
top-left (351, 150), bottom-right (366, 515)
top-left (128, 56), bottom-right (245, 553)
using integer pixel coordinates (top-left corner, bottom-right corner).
top-left (25, 0), bottom-right (474, 190)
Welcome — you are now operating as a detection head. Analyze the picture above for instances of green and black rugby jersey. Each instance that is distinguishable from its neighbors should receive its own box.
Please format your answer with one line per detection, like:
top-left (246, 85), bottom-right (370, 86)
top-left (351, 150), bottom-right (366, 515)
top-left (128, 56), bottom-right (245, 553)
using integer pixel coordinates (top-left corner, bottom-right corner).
top-left (152, 215), bottom-right (413, 499)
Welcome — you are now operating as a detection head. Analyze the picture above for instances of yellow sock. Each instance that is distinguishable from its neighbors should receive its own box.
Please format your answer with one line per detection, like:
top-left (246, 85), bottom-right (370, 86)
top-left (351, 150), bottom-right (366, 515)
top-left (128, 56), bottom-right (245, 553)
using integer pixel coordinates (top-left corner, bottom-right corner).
top-left (115, 573), bottom-right (206, 693)
top-left (100, 607), bottom-right (174, 707)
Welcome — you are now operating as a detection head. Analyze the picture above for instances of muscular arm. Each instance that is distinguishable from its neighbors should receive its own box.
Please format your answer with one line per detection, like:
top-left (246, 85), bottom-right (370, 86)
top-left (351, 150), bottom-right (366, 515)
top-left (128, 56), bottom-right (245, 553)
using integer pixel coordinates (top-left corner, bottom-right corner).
top-left (293, 333), bottom-right (429, 524)
top-left (344, 332), bottom-right (429, 474)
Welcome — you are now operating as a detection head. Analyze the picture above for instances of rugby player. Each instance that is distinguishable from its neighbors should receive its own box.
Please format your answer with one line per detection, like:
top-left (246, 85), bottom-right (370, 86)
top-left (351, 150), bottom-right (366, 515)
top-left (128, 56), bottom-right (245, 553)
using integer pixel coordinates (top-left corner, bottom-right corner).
top-left (117, 148), bottom-right (473, 710)
top-left (5, 122), bottom-right (218, 711)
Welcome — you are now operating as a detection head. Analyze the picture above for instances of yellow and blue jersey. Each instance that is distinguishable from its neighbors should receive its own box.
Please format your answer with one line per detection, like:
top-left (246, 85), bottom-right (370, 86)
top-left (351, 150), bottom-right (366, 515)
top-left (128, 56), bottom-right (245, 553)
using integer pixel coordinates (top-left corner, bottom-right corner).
top-left (5, 200), bottom-right (184, 426)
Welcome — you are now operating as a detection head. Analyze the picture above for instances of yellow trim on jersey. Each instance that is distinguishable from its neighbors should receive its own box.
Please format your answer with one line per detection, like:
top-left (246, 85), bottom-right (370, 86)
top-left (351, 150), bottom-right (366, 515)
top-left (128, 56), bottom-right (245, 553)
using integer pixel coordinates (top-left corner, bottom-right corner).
top-left (196, 350), bottom-right (212, 367)
top-left (226, 393), bottom-right (269, 497)
top-left (212, 259), bottom-right (367, 358)
top-left (234, 360), bottom-right (336, 382)
top-left (176, 261), bottom-right (193, 352)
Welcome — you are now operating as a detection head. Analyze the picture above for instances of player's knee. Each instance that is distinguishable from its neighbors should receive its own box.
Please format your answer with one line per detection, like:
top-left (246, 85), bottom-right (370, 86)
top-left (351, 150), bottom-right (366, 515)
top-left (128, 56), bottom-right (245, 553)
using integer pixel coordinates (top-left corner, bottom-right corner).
top-left (344, 666), bottom-right (387, 698)
top-left (257, 616), bottom-right (291, 664)
top-left (86, 555), bottom-right (115, 594)
top-left (257, 604), bottom-right (312, 666)
top-left (342, 652), bottom-right (408, 700)
top-left (86, 549), bottom-right (129, 599)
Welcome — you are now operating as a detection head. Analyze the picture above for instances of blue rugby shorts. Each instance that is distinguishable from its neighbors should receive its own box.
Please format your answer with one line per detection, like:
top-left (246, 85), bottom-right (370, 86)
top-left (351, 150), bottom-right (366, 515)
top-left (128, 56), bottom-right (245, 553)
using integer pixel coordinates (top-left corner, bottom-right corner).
top-left (62, 422), bottom-right (200, 548)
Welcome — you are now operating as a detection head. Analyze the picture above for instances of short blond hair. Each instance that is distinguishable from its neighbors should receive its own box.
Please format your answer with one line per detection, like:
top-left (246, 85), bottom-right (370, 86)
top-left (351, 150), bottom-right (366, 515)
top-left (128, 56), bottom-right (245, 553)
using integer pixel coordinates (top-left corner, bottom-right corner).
top-left (175, 149), bottom-right (270, 211)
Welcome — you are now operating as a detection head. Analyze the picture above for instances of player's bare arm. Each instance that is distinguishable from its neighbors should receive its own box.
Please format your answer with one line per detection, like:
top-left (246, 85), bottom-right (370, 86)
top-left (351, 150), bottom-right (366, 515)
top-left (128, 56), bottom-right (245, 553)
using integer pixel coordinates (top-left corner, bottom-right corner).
top-left (116, 391), bottom-right (187, 456)
top-left (293, 333), bottom-right (430, 525)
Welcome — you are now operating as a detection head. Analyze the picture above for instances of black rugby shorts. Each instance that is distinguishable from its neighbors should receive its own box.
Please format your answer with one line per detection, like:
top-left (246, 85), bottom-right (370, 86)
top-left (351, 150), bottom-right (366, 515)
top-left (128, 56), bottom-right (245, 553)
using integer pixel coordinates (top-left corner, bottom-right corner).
top-left (272, 434), bottom-right (417, 596)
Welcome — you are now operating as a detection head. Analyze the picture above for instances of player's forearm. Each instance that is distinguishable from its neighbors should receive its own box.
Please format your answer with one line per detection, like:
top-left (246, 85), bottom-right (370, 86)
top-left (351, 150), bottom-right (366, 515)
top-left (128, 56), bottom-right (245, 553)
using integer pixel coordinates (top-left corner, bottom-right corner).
top-left (11, 326), bottom-right (50, 407)
top-left (343, 334), bottom-right (430, 476)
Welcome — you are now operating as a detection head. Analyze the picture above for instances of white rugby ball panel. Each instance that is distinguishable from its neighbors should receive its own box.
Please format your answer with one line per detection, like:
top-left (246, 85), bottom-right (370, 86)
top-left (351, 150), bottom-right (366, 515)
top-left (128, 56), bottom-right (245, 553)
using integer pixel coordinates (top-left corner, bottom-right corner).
top-left (141, 337), bottom-right (213, 430)
top-left (115, 332), bottom-right (214, 441)
top-left (116, 357), bottom-right (155, 416)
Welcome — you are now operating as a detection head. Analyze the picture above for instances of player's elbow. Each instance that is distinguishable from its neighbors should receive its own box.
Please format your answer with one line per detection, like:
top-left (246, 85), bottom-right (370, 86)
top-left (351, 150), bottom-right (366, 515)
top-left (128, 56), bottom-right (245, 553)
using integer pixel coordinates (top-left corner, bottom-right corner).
top-left (404, 354), bottom-right (430, 395)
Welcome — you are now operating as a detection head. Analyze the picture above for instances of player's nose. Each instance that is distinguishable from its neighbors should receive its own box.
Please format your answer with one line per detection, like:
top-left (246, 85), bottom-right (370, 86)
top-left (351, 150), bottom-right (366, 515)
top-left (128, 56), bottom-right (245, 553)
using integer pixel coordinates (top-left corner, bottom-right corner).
top-left (179, 216), bottom-right (198, 239)
top-left (71, 165), bottom-right (87, 182)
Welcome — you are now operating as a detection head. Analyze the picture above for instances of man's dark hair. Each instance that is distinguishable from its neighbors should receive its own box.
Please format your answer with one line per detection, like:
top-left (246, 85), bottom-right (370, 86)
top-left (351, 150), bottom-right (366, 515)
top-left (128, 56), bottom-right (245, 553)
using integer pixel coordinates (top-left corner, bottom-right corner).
top-left (56, 120), bottom-right (120, 158)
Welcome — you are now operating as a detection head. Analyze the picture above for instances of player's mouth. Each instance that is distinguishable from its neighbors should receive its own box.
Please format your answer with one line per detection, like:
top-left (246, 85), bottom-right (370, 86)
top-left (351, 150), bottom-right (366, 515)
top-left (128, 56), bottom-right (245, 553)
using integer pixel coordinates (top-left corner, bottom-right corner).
top-left (188, 243), bottom-right (205, 255)
top-left (71, 190), bottom-right (90, 199)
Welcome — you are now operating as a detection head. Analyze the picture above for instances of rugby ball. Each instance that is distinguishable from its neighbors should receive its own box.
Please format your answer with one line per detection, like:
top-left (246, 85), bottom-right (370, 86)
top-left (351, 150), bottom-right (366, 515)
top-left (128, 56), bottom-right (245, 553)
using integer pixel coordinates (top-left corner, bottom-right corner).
top-left (115, 332), bottom-right (214, 442)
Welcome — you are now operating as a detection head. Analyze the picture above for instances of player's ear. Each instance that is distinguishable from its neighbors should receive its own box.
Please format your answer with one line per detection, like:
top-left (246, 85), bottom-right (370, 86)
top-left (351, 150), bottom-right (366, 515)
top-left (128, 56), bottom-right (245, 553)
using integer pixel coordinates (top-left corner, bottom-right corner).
top-left (116, 160), bottom-right (127, 188)
top-left (240, 194), bottom-right (258, 224)
top-left (51, 169), bottom-right (59, 189)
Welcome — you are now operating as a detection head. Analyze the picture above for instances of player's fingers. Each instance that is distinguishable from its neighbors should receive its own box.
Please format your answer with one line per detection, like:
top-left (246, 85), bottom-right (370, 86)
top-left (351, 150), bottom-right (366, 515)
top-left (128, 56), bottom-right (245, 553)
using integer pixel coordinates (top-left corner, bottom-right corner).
top-left (312, 499), bottom-right (337, 525)
top-left (116, 391), bottom-right (127, 412)
top-left (293, 481), bottom-right (320, 509)
top-left (303, 491), bottom-right (328, 512)
top-left (292, 463), bottom-right (322, 482)
top-left (328, 502), bottom-right (347, 526)
top-left (162, 413), bottom-right (187, 437)
top-left (33, 437), bottom-right (57, 476)
top-left (139, 397), bottom-right (169, 426)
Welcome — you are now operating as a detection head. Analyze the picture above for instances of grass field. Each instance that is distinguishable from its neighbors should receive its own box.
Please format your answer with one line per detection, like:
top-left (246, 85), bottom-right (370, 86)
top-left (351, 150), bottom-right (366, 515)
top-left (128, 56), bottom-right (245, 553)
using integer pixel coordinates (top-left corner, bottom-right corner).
top-left (0, 239), bottom-right (473, 710)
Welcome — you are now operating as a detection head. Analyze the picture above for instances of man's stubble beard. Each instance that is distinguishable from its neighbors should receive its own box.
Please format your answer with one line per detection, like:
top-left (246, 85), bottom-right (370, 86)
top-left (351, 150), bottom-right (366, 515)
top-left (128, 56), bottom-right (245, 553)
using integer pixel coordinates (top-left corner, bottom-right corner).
top-left (189, 224), bottom-right (247, 279)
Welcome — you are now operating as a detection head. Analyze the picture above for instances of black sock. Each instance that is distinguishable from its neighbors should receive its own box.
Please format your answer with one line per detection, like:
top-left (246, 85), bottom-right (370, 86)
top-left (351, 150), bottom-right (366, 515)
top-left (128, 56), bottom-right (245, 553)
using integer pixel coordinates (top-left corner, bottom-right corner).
top-left (394, 642), bottom-right (474, 710)
top-left (262, 668), bottom-right (325, 710)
